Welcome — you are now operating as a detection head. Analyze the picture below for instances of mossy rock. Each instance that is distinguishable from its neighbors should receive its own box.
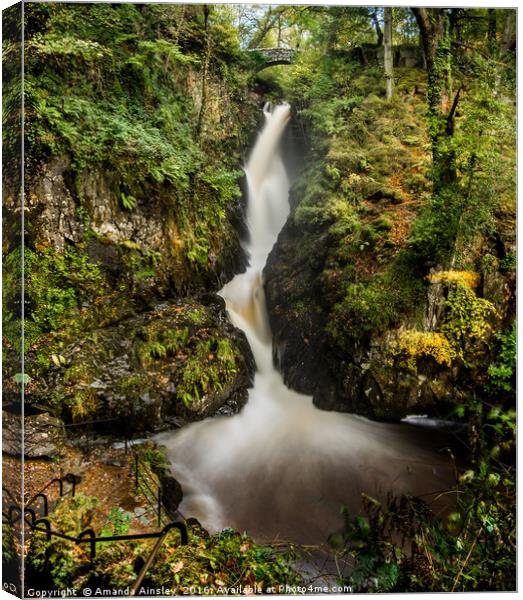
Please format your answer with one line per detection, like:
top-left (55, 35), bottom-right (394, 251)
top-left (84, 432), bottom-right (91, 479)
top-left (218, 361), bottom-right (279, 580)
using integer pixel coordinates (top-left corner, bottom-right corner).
top-left (29, 298), bottom-right (255, 434)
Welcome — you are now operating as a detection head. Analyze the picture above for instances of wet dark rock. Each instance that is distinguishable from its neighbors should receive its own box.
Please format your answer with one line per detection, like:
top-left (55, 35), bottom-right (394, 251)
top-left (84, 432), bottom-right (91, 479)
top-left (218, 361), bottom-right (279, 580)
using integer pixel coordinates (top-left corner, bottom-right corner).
top-left (86, 237), bottom-right (123, 282)
top-left (159, 472), bottom-right (183, 516)
top-left (264, 211), bottom-right (333, 400)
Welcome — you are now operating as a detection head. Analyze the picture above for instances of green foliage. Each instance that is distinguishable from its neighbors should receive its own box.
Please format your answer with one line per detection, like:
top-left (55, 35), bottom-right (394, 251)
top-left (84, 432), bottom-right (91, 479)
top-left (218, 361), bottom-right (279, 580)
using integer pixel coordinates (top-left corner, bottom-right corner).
top-left (25, 245), bottom-right (106, 341)
top-left (29, 501), bottom-right (302, 593)
top-left (408, 187), bottom-right (461, 266)
top-left (327, 258), bottom-right (424, 350)
top-left (409, 47), bottom-right (515, 268)
top-left (28, 494), bottom-right (99, 588)
top-left (2, 247), bottom-right (23, 354)
top-left (328, 281), bottom-right (398, 344)
top-left (2, 518), bottom-right (17, 564)
top-left (499, 252), bottom-right (516, 272)
top-left (139, 444), bottom-right (169, 472)
top-left (119, 242), bottom-right (162, 282)
top-left (487, 321), bottom-right (516, 393)
top-left (24, 2), bottom-right (250, 273)
top-left (440, 280), bottom-right (498, 364)
top-left (178, 338), bottom-right (238, 407)
top-left (136, 326), bottom-right (189, 368)
top-left (120, 192), bottom-right (137, 211)
top-left (337, 457), bottom-right (515, 592)
top-left (100, 507), bottom-right (132, 537)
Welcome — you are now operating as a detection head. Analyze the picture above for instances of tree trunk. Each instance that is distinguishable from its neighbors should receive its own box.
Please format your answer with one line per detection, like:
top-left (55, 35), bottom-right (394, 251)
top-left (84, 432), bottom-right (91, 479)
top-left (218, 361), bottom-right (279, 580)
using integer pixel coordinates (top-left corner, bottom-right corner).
top-left (371, 9), bottom-right (383, 47)
top-left (412, 8), bottom-right (455, 188)
top-left (419, 32), bottom-right (427, 70)
top-left (449, 9), bottom-right (462, 45)
top-left (197, 5), bottom-right (211, 140)
top-left (384, 8), bottom-right (393, 100)
top-left (501, 10), bottom-right (516, 53)
top-left (412, 8), bottom-right (463, 264)
top-left (488, 9), bottom-right (497, 47)
top-left (247, 7), bottom-right (286, 49)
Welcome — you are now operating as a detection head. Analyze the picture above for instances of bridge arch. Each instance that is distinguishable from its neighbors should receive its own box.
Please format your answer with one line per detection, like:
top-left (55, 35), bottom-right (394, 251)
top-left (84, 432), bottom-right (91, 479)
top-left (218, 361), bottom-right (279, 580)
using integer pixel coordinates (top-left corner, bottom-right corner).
top-left (248, 47), bottom-right (296, 70)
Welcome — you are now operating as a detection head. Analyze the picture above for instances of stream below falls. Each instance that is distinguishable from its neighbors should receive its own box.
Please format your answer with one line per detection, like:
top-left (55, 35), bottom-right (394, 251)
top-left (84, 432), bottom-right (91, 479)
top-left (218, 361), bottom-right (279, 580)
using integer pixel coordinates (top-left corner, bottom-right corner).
top-left (156, 103), bottom-right (455, 546)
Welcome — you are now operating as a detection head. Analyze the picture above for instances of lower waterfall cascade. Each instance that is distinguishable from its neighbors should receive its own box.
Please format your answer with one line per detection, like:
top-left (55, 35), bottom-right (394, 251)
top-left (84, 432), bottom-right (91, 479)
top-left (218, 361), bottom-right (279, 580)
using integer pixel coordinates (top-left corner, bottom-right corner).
top-left (156, 103), bottom-right (455, 544)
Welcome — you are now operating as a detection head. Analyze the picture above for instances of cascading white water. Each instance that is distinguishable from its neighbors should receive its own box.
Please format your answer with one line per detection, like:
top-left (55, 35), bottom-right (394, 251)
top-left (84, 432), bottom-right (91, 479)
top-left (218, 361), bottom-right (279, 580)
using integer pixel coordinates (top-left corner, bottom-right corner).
top-left (157, 104), bottom-right (454, 544)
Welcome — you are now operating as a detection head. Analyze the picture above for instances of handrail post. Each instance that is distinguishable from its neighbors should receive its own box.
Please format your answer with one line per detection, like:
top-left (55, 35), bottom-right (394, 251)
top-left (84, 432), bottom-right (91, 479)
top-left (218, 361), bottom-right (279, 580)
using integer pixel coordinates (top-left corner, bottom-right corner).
top-left (24, 508), bottom-right (37, 527)
top-left (57, 478), bottom-right (64, 497)
top-left (157, 486), bottom-right (162, 528)
top-left (78, 528), bottom-right (97, 560)
top-left (7, 505), bottom-right (21, 525)
top-left (129, 521), bottom-right (188, 596)
top-left (34, 518), bottom-right (52, 542)
top-left (33, 493), bottom-right (49, 517)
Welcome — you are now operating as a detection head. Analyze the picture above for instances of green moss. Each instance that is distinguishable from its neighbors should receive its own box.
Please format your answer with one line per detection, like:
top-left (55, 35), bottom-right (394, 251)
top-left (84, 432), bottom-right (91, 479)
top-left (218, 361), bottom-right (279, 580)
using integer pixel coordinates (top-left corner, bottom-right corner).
top-left (25, 245), bottom-right (106, 338)
top-left (327, 254), bottom-right (425, 351)
top-left (187, 307), bottom-right (208, 325)
top-left (118, 373), bottom-right (153, 397)
top-left (136, 326), bottom-right (190, 368)
top-left (177, 338), bottom-right (238, 407)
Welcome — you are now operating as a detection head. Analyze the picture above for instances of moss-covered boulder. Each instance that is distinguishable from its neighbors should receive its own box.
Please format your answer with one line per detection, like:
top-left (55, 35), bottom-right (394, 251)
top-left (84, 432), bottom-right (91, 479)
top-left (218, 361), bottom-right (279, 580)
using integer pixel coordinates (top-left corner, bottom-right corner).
top-left (30, 296), bottom-right (255, 434)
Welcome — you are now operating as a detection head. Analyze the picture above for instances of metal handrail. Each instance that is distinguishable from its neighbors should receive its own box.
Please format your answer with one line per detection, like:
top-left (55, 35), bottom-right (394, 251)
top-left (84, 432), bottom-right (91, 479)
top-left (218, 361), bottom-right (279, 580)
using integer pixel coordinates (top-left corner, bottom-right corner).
top-left (31, 517), bottom-right (188, 558)
top-left (8, 505), bottom-right (188, 561)
top-left (129, 522), bottom-right (188, 596)
top-left (24, 474), bottom-right (78, 510)
top-left (132, 451), bottom-right (176, 527)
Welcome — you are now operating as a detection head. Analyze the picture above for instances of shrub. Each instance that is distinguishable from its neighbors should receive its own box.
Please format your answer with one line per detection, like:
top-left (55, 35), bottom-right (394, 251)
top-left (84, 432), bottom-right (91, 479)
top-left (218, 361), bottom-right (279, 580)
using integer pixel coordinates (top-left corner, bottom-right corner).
top-left (391, 330), bottom-right (453, 371)
top-left (440, 280), bottom-right (498, 363)
top-left (487, 321), bottom-right (516, 393)
top-left (429, 270), bottom-right (480, 289)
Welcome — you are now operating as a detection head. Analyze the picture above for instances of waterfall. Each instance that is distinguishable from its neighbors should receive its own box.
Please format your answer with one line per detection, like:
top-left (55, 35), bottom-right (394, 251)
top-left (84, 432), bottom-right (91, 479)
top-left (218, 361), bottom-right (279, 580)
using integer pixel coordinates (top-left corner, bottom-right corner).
top-left (156, 104), bottom-right (454, 544)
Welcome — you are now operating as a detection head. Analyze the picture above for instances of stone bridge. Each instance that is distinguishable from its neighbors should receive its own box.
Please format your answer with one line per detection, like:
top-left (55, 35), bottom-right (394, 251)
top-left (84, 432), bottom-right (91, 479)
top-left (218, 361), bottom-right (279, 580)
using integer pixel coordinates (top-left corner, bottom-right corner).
top-left (248, 47), bottom-right (296, 69)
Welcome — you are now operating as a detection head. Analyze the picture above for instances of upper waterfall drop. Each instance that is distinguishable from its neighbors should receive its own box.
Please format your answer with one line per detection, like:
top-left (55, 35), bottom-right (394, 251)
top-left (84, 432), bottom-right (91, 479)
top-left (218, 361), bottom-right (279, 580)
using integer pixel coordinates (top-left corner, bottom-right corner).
top-left (219, 103), bottom-right (291, 364)
top-left (244, 103), bottom-right (291, 271)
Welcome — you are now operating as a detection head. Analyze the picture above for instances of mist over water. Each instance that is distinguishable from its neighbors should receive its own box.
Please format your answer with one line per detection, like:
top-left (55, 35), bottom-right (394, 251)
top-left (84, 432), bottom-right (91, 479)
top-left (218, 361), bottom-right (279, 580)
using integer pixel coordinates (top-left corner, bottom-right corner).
top-left (157, 104), bottom-right (455, 544)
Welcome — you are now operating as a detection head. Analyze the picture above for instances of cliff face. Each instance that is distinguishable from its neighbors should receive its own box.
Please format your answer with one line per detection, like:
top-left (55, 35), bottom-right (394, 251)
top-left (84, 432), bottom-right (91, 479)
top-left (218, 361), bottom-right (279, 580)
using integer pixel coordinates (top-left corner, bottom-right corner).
top-left (3, 3), bottom-right (264, 432)
top-left (26, 154), bottom-right (248, 296)
top-left (265, 67), bottom-right (516, 421)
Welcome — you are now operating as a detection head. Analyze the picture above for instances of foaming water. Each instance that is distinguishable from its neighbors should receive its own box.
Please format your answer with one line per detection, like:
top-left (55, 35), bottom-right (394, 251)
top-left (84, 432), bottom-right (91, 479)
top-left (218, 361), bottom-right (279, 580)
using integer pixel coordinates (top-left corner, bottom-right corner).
top-left (157, 103), bottom-right (455, 544)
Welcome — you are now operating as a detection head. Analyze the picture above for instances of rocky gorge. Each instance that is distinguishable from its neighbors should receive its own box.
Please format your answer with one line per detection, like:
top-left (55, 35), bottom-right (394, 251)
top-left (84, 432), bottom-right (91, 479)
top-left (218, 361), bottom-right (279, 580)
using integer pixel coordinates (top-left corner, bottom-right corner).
top-left (2, 3), bottom-right (516, 594)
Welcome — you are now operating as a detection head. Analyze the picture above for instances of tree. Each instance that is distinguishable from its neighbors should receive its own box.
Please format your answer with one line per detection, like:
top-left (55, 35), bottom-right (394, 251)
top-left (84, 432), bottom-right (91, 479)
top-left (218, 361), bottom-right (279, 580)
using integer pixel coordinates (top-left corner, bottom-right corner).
top-left (500, 10), bottom-right (516, 53)
top-left (370, 8), bottom-right (383, 46)
top-left (487, 9), bottom-right (497, 47)
top-left (383, 8), bottom-right (393, 100)
top-left (412, 8), bottom-right (456, 187)
top-left (246, 6), bottom-right (289, 49)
